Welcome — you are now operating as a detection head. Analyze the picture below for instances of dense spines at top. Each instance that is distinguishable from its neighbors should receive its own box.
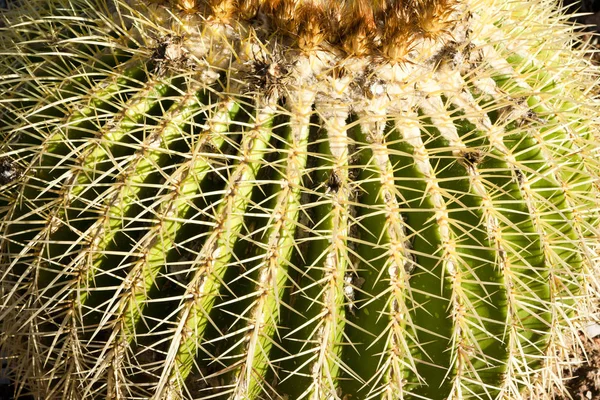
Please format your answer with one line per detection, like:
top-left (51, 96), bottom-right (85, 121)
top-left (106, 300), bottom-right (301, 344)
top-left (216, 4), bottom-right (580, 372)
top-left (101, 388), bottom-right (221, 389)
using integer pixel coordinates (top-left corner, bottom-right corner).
top-left (1, 0), bottom-right (600, 399)
top-left (158, 0), bottom-right (459, 57)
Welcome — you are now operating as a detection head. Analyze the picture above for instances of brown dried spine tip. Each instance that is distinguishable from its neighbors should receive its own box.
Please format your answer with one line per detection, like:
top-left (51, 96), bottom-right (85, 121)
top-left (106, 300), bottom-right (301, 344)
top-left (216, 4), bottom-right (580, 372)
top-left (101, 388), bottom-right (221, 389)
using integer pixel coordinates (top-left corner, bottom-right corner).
top-left (151, 34), bottom-right (188, 74)
top-left (176, 0), bottom-right (200, 13)
top-left (0, 158), bottom-right (23, 185)
top-left (411, 0), bottom-right (458, 39)
top-left (327, 170), bottom-right (343, 193)
top-left (246, 57), bottom-right (289, 100)
top-left (460, 149), bottom-right (485, 169)
top-left (199, 0), bottom-right (460, 56)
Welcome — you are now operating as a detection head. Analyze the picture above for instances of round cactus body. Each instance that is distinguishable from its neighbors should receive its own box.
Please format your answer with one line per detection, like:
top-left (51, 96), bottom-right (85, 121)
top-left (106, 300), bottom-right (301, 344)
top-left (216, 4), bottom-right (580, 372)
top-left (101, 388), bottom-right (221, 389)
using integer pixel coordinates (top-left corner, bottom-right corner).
top-left (1, 0), bottom-right (599, 399)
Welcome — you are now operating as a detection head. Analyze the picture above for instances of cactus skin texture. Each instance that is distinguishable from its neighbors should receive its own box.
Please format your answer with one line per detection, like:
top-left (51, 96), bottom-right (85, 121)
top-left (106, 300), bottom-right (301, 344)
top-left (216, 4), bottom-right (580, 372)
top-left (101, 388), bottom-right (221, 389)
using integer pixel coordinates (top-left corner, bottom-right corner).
top-left (1, 0), bottom-right (600, 398)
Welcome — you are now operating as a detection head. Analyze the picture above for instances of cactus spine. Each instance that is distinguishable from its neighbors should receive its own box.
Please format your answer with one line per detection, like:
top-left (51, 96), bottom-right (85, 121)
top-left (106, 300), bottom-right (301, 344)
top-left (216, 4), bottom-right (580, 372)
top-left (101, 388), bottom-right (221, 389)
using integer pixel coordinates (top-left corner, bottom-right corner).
top-left (1, 0), bottom-right (599, 399)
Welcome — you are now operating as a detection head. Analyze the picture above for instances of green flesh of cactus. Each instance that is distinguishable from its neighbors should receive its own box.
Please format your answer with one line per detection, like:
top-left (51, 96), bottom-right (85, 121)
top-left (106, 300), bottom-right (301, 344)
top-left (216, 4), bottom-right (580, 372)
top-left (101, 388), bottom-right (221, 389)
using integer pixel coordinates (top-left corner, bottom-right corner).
top-left (0, 0), bottom-right (599, 399)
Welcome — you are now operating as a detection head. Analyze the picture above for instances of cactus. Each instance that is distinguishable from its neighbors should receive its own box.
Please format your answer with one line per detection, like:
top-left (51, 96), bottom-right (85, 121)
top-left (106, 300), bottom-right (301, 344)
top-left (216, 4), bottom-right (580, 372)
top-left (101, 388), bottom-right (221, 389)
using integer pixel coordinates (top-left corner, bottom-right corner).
top-left (1, 0), bottom-right (600, 398)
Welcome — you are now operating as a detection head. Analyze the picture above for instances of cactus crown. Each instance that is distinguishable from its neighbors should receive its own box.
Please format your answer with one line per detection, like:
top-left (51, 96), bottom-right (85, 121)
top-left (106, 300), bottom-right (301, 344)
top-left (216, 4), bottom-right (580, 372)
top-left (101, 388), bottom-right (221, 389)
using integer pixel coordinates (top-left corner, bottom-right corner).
top-left (1, 0), bottom-right (600, 399)
top-left (166, 0), bottom-right (458, 58)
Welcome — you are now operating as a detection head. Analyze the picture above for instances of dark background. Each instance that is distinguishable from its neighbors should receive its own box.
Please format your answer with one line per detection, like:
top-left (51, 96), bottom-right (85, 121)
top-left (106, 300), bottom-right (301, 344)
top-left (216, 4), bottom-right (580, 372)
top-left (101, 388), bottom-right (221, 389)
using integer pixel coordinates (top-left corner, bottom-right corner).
top-left (562, 0), bottom-right (600, 34)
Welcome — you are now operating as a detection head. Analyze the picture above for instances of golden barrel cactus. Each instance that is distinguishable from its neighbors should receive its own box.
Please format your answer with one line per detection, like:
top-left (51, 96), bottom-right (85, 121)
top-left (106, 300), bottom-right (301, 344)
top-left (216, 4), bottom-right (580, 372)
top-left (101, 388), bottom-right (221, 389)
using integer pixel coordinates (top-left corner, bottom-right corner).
top-left (1, 0), bottom-right (600, 399)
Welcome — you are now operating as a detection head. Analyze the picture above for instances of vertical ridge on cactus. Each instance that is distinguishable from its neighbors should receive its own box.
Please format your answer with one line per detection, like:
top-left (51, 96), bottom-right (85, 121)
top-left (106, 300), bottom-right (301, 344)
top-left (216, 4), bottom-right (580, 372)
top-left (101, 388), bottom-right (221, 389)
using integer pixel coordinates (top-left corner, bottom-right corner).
top-left (1, 0), bottom-right (599, 399)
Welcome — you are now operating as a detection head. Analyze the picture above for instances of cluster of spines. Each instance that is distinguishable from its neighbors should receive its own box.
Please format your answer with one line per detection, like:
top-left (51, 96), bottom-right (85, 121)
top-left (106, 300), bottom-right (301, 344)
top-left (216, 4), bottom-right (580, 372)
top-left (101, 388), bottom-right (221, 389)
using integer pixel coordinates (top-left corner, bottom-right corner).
top-left (167, 0), bottom-right (459, 59)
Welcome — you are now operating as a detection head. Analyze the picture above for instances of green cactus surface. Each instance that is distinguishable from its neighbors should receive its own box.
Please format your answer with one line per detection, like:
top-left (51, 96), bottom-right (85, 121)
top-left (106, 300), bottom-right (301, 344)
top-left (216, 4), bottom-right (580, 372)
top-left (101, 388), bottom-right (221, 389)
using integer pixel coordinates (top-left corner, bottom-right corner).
top-left (1, 0), bottom-right (600, 399)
